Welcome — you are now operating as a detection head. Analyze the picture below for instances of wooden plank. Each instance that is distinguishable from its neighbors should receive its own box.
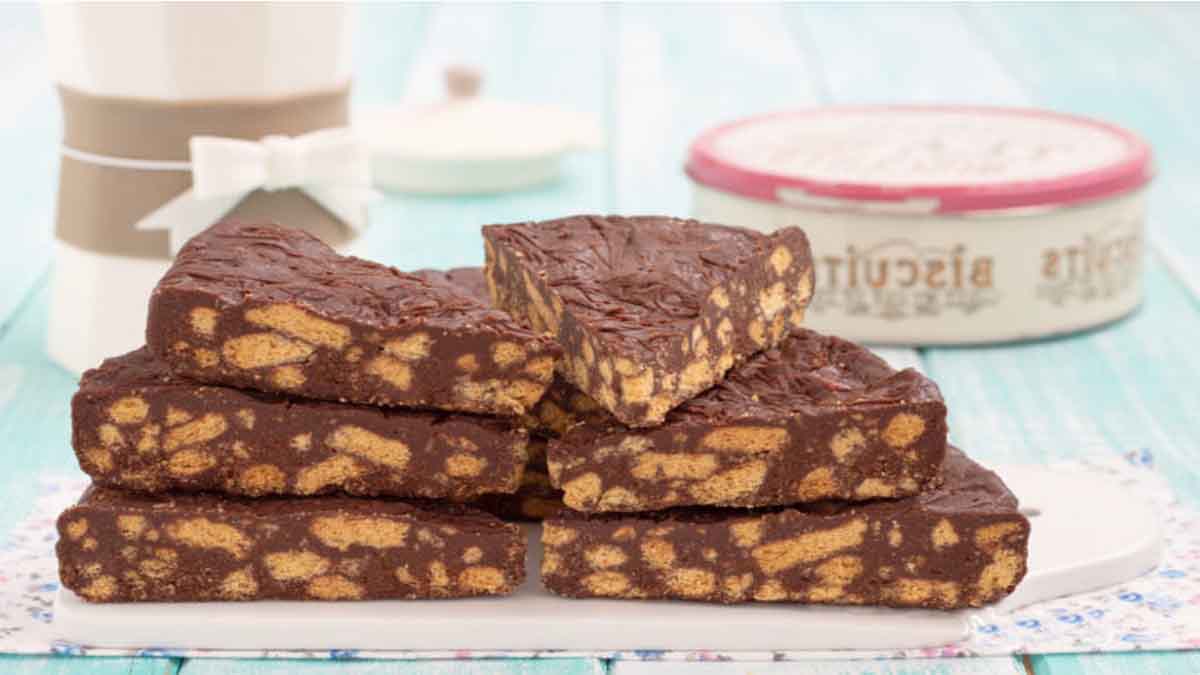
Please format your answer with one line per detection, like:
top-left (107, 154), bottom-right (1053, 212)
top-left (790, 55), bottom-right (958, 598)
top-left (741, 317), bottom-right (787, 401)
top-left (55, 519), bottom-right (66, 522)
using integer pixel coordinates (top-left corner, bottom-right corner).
top-left (353, 2), bottom-right (610, 272)
top-left (612, 656), bottom-right (1026, 675)
top-left (927, 262), bottom-right (1200, 482)
top-left (963, 3), bottom-right (1200, 265)
top-left (0, 655), bottom-right (179, 675)
top-left (611, 2), bottom-right (824, 214)
top-left (179, 658), bottom-right (601, 675)
top-left (942, 3), bottom-right (1200, 490)
top-left (0, 5), bottom-right (60, 325)
top-left (0, 282), bottom-right (82, 537)
top-left (788, 3), bottom-right (1027, 105)
top-left (1030, 651), bottom-right (1200, 675)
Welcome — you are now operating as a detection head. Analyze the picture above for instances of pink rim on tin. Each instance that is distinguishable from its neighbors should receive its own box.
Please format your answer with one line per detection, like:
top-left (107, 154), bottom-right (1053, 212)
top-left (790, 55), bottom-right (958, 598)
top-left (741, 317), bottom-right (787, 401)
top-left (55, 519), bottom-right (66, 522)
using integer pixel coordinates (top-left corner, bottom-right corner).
top-left (686, 105), bottom-right (1154, 214)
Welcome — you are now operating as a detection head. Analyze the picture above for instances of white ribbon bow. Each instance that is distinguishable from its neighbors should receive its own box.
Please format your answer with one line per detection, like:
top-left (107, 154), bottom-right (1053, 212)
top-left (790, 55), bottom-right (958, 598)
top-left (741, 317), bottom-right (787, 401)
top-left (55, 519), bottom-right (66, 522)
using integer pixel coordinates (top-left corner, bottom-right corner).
top-left (134, 128), bottom-right (379, 254)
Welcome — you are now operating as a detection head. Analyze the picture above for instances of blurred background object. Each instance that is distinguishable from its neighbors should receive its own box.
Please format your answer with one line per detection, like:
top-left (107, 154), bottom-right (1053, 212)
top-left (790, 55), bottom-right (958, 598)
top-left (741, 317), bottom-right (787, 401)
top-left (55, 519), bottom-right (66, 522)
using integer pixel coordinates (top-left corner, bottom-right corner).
top-left (41, 2), bottom-right (367, 374)
top-left (688, 105), bottom-right (1152, 344)
top-left (356, 65), bottom-right (602, 194)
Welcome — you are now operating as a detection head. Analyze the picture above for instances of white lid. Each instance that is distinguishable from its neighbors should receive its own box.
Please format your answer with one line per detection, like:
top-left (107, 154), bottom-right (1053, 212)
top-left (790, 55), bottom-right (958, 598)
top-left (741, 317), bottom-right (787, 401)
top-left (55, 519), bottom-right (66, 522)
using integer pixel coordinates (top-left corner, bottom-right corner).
top-left (360, 99), bottom-right (601, 161)
top-left (357, 67), bottom-right (602, 193)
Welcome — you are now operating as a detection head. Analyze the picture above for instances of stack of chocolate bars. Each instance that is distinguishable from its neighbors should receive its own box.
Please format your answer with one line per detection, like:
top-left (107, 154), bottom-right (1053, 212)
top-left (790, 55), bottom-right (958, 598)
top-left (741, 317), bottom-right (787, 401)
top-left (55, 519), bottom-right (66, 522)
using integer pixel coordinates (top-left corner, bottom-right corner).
top-left (480, 215), bottom-right (1030, 609)
top-left (57, 215), bottom-right (1030, 613)
top-left (57, 222), bottom-right (558, 602)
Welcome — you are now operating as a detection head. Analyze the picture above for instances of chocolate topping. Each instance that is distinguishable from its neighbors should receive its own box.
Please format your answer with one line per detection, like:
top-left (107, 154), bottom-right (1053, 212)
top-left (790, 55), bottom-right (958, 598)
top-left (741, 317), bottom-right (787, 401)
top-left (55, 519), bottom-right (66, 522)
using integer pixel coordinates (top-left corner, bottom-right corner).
top-left (158, 222), bottom-right (537, 337)
top-left (484, 216), bottom-right (815, 427)
top-left (485, 215), bottom-right (789, 357)
top-left (665, 330), bottom-right (942, 425)
top-left (147, 222), bottom-right (560, 415)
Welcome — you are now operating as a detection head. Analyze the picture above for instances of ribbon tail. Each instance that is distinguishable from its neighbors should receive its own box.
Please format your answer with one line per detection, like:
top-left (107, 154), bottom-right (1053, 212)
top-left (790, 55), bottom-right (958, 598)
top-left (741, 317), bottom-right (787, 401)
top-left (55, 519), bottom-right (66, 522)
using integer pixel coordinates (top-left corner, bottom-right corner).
top-left (302, 186), bottom-right (381, 233)
top-left (132, 188), bottom-right (248, 255)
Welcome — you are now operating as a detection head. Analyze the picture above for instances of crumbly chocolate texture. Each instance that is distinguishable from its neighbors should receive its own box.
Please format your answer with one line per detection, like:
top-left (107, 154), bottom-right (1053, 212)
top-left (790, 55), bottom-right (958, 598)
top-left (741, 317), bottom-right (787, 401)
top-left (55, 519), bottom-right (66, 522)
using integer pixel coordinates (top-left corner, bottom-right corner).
top-left (470, 439), bottom-right (564, 522)
top-left (73, 348), bottom-right (528, 499)
top-left (412, 267), bottom-right (491, 305)
top-left (147, 222), bottom-right (560, 416)
top-left (542, 448), bottom-right (1028, 609)
top-left (483, 216), bottom-right (814, 428)
top-left (57, 486), bottom-right (526, 603)
top-left (415, 266), bottom-right (561, 438)
top-left (543, 329), bottom-right (947, 511)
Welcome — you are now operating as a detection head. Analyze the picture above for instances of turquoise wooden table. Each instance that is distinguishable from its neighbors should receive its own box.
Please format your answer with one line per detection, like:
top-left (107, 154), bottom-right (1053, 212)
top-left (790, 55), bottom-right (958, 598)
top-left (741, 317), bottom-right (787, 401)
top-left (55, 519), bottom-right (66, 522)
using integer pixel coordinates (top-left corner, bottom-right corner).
top-left (1, 3), bottom-right (1199, 674)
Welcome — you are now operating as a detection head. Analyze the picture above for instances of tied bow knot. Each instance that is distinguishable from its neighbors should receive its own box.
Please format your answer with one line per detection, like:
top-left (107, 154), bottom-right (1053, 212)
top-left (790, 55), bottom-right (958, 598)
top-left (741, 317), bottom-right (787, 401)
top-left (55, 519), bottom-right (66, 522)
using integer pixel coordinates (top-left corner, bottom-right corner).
top-left (135, 127), bottom-right (378, 254)
top-left (260, 134), bottom-right (308, 191)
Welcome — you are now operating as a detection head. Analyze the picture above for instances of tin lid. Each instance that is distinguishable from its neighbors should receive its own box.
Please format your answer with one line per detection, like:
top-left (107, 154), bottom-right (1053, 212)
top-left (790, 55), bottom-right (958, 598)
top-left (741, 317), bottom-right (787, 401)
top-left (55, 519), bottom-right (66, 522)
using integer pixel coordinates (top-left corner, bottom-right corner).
top-left (355, 67), bottom-right (602, 194)
top-left (686, 106), bottom-right (1153, 214)
top-left (358, 99), bottom-right (601, 162)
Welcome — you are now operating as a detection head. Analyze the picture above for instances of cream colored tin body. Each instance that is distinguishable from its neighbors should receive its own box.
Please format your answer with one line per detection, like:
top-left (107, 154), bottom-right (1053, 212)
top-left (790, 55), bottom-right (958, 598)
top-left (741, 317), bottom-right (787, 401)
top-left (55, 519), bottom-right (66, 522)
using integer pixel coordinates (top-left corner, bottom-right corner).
top-left (693, 184), bottom-right (1145, 344)
top-left (687, 106), bottom-right (1151, 345)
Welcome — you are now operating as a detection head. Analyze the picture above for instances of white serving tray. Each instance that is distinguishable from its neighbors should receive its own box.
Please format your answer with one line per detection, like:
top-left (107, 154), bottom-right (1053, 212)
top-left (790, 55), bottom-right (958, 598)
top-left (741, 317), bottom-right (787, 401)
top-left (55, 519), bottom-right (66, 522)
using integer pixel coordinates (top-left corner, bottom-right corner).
top-left (53, 464), bottom-right (1161, 652)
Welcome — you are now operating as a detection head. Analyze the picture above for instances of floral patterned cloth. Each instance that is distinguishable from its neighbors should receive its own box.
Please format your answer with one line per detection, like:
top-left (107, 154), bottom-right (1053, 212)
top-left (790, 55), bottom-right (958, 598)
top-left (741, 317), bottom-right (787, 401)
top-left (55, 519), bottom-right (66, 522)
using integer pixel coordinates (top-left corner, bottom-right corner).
top-left (3, 450), bottom-right (1197, 662)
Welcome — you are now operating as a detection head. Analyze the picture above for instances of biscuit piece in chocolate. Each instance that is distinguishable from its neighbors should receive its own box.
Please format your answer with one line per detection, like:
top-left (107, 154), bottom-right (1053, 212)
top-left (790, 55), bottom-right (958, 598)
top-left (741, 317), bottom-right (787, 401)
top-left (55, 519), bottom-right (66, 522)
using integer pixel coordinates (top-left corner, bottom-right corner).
top-left (483, 216), bottom-right (814, 427)
top-left (58, 486), bottom-right (526, 603)
top-left (542, 447), bottom-right (1027, 609)
top-left (147, 222), bottom-right (559, 416)
top-left (470, 438), bottom-right (564, 522)
top-left (546, 329), bottom-right (947, 512)
top-left (74, 348), bottom-right (529, 499)
top-left (413, 267), bottom-right (567, 438)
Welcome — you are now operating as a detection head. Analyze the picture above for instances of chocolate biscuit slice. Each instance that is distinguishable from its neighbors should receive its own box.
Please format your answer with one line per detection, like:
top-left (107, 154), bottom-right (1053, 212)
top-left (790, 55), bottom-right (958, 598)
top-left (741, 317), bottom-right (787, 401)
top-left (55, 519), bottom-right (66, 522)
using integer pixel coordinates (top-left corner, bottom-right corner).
top-left (74, 347), bottom-right (529, 499)
top-left (147, 222), bottom-right (559, 415)
top-left (470, 438), bottom-right (564, 522)
top-left (57, 487), bottom-right (526, 602)
top-left (542, 447), bottom-right (1028, 609)
top-left (414, 267), bottom-right (563, 438)
top-left (545, 329), bottom-right (947, 512)
top-left (413, 267), bottom-right (565, 520)
top-left (483, 216), bottom-right (814, 427)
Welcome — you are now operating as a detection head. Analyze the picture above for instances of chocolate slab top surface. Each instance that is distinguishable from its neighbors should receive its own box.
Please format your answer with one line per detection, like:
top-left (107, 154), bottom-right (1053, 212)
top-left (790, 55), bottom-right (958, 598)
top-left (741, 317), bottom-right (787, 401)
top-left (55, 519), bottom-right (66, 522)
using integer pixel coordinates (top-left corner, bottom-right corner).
top-left (675, 329), bottom-right (939, 423)
top-left (148, 223), bottom-right (559, 415)
top-left (565, 328), bottom-right (943, 431)
top-left (482, 215), bottom-right (788, 358)
top-left (156, 222), bottom-right (549, 342)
